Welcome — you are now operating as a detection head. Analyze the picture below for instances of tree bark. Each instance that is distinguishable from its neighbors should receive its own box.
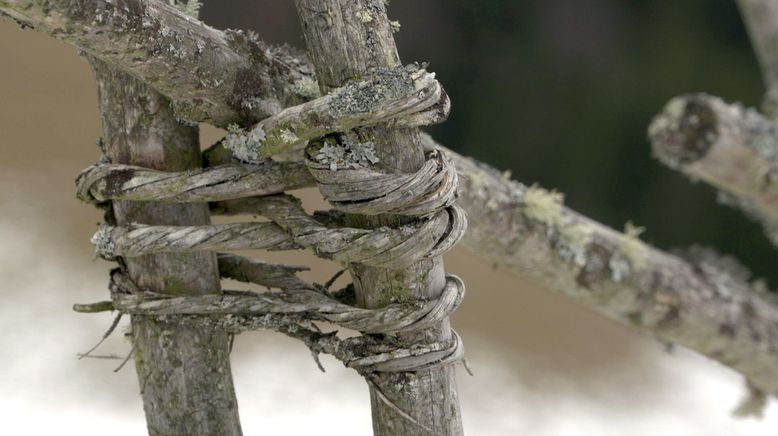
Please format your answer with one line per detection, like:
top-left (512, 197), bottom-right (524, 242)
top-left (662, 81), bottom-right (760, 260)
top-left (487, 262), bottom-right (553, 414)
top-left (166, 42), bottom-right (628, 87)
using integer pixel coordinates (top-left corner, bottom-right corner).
top-left (89, 56), bottom-right (242, 435)
top-left (0, 0), bottom-right (313, 125)
top-left (5, 0), bottom-right (778, 404)
top-left (294, 1), bottom-right (462, 434)
top-left (649, 94), bottom-right (778, 244)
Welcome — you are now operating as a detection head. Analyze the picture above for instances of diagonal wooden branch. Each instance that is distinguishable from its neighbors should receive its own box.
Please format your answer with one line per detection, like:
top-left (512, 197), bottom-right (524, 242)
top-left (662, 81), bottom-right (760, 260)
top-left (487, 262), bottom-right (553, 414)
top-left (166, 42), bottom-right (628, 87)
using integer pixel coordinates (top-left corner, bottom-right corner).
top-left (5, 0), bottom-right (778, 398)
top-left (646, 2), bottom-right (778, 247)
top-left (649, 94), bottom-right (778, 244)
top-left (0, 0), bottom-right (314, 125)
top-left (438, 133), bottom-right (778, 396)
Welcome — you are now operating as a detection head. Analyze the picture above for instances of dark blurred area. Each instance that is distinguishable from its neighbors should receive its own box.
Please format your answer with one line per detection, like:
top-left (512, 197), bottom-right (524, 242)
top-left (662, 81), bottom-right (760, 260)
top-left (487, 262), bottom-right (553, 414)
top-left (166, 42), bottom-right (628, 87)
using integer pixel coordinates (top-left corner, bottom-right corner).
top-left (202, 0), bottom-right (776, 286)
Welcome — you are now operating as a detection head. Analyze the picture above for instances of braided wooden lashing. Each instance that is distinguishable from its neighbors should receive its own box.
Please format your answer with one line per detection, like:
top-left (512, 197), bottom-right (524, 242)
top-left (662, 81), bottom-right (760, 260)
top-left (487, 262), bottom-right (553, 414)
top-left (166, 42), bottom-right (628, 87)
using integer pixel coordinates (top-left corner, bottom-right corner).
top-left (75, 64), bottom-right (468, 375)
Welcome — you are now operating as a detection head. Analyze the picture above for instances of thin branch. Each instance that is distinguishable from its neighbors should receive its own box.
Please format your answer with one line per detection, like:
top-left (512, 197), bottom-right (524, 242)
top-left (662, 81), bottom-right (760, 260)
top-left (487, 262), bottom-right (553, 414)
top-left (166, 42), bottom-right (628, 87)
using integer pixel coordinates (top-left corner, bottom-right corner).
top-left (113, 343), bottom-right (136, 373)
top-left (649, 94), bottom-right (778, 244)
top-left (432, 134), bottom-right (778, 395)
top-left (217, 253), bottom-right (311, 291)
top-left (77, 353), bottom-right (124, 360)
top-left (73, 300), bottom-right (115, 313)
top-left (111, 274), bottom-right (464, 335)
top-left (78, 312), bottom-right (123, 359)
top-left (77, 162), bottom-right (313, 203)
top-left (0, 0), bottom-right (313, 125)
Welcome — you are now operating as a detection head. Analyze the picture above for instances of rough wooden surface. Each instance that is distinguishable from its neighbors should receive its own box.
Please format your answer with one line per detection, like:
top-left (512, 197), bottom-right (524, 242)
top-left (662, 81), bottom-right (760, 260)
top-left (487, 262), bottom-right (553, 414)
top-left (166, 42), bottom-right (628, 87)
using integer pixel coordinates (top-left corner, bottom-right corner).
top-left (88, 56), bottom-right (242, 435)
top-left (435, 134), bottom-right (778, 396)
top-left (77, 161), bottom-right (313, 203)
top-left (111, 273), bottom-right (463, 335)
top-left (93, 221), bottom-right (296, 257)
top-left (649, 94), bottom-right (778, 244)
top-left (94, 194), bottom-right (462, 269)
top-left (294, 1), bottom-right (463, 434)
top-left (217, 253), bottom-right (311, 291)
top-left (5, 0), bottom-right (778, 408)
top-left (222, 64), bottom-right (448, 162)
top-left (0, 0), bottom-right (313, 125)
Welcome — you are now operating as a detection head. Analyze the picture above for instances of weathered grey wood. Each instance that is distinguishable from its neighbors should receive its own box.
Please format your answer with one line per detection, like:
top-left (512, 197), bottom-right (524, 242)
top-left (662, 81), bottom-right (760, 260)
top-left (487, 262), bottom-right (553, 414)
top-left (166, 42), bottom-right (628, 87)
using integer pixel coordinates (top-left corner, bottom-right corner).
top-left (92, 222), bottom-right (298, 257)
top-left (77, 161), bottom-right (313, 203)
top-left (7, 0), bottom-right (778, 406)
top-left (104, 253), bottom-right (467, 377)
top-left (294, 1), bottom-right (463, 434)
top-left (222, 64), bottom-right (448, 161)
top-left (88, 56), bottom-right (242, 435)
top-left (649, 94), bottom-right (778, 244)
top-left (432, 133), bottom-right (778, 396)
top-left (0, 0), bottom-right (313, 125)
top-left (217, 253), bottom-right (311, 291)
top-left (110, 273), bottom-right (463, 335)
top-left (95, 194), bottom-right (462, 268)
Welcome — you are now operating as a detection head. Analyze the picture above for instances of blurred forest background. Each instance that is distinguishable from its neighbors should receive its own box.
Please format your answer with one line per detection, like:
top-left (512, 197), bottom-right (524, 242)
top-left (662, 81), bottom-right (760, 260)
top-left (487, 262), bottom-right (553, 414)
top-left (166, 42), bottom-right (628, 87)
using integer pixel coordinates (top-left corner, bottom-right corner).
top-left (2, 1), bottom-right (778, 435)
top-left (201, 0), bottom-right (774, 284)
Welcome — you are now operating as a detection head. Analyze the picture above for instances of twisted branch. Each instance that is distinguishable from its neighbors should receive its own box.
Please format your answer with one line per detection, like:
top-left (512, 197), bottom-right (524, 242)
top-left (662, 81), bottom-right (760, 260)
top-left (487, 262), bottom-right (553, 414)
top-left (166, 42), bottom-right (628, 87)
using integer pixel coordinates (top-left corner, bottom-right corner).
top-left (77, 162), bottom-right (312, 203)
top-left (222, 64), bottom-right (449, 162)
top-left (98, 262), bottom-right (466, 374)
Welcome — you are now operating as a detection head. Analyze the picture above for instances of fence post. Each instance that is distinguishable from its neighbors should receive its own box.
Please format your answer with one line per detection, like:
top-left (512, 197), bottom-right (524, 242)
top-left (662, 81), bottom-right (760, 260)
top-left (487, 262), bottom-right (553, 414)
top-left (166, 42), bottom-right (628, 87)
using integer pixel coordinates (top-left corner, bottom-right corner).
top-left (294, 1), bottom-right (464, 434)
top-left (87, 56), bottom-right (243, 435)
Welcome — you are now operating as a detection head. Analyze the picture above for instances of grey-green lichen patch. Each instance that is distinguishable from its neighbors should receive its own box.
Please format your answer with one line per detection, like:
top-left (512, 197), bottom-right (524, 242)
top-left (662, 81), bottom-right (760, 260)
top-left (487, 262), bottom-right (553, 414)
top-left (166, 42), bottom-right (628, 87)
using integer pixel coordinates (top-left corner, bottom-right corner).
top-left (241, 97), bottom-right (282, 116)
top-left (330, 65), bottom-right (419, 118)
top-left (292, 77), bottom-right (321, 100)
top-left (223, 123), bottom-right (266, 163)
top-left (677, 245), bottom-right (756, 298)
top-left (521, 184), bottom-right (564, 227)
top-left (279, 129), bottom-right (299, 144)
top-left (556, 221), bottom-right (595, 267)
top-left (356, 10), bottom-right (374, 23)
top-left (390, 20), bottom-right (401, 33)
top-left (608, 222), bottom-right (646, 283)
top-left (91, 223), bottom-right (116, 259)
top-left (171, 100), bottom-right (210, 124)
top-left (313, 136), bottom-right (380, 171)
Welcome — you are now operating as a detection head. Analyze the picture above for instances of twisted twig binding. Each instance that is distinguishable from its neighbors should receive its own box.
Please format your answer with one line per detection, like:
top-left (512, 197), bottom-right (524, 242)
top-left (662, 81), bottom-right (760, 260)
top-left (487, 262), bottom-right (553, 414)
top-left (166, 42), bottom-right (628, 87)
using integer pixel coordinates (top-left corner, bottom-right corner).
top-left (77, 66), bottom-right (467, 376)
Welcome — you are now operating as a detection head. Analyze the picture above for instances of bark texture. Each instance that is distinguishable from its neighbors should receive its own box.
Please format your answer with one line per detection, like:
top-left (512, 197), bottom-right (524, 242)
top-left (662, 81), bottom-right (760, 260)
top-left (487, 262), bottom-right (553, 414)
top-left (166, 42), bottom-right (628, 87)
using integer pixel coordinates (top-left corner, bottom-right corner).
top-left (89, 56), bottom-right (242, 435)
top-left (221, 64), bottom-right (448, 161)
top-left (4, 0), bottom-right (778, 407)
top-left (649, 94), bottom-right (778, 244)
top-left (77, 161), bottom-right (313, 203)
top-left (435, 134), bottom-right (778, 395)
top-left (0, 0), bottom-right (313, 125)
top-left (294, 1), bottom-right (463, 434)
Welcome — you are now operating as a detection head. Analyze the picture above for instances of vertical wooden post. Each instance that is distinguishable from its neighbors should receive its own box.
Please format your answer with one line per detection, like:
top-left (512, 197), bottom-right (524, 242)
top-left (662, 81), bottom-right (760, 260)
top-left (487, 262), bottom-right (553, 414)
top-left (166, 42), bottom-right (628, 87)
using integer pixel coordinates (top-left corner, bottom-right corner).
top-left (88, 56), bottom-right (243, 435)
top-left (294, 1), bottom-right (464, 434)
